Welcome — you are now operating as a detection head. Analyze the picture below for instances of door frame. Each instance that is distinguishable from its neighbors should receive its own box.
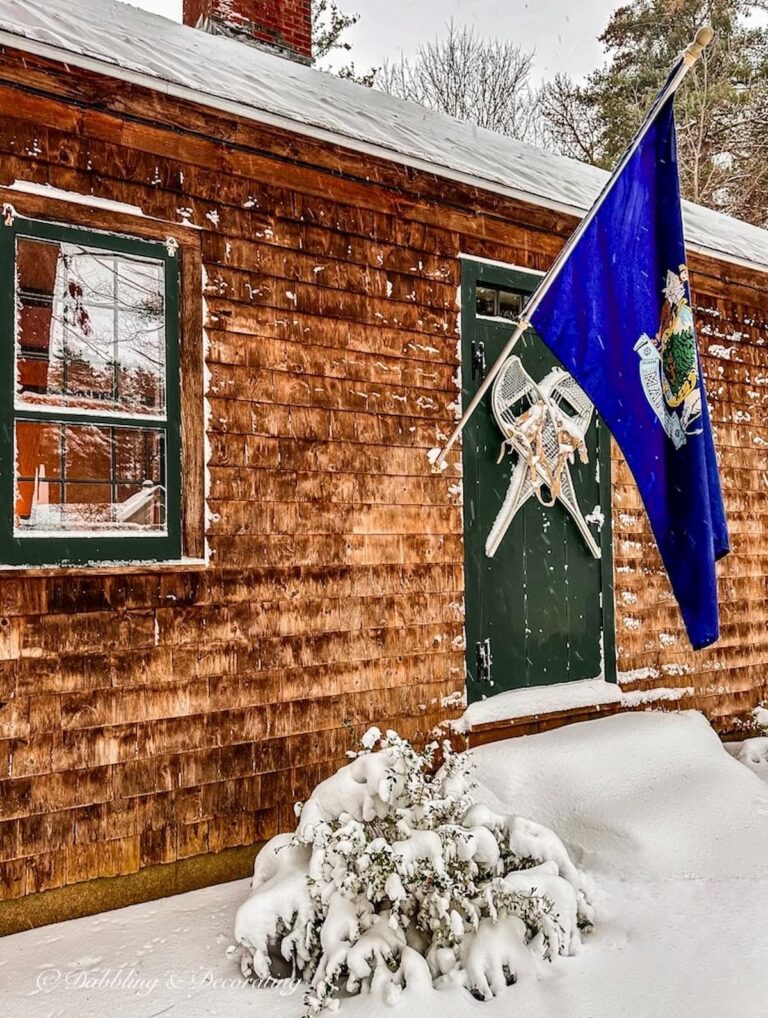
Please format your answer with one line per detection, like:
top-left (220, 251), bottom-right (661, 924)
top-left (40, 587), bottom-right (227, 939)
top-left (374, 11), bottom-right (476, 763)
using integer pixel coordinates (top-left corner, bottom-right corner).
top-left (459, 254), bottom-right (617, 697)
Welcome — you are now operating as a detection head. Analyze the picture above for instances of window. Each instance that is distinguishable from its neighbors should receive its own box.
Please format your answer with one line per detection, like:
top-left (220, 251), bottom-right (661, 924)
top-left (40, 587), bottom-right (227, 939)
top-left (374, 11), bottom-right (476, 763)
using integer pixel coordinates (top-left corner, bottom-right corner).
top-left (474, 284), bottom-right (524, 322)
top-left (1, 218), bottom-right (181, 566)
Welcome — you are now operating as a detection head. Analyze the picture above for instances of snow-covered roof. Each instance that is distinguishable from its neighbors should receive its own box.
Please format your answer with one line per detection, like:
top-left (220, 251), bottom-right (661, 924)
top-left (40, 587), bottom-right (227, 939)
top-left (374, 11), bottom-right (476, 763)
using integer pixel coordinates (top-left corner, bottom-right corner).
top-left (2, 0), bottom-right (768, 272)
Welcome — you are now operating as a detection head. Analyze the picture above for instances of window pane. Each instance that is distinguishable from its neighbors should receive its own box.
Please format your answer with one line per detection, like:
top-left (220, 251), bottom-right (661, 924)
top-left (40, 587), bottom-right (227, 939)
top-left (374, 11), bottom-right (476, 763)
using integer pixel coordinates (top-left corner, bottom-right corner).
top-left (14, 421), bottom-right (166, 534)
top-left (476, 286), bottom-right (497, 317)
top-left (16, 237), bottom-right (166, 415)
top-left (498, 289), bottom-right (524, 320)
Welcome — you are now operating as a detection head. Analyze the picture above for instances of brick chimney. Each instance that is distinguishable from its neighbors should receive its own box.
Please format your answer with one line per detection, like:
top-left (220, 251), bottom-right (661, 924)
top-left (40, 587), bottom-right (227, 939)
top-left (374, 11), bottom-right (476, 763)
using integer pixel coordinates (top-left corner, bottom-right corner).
top-left (183, 1), bottom-right (312, 64)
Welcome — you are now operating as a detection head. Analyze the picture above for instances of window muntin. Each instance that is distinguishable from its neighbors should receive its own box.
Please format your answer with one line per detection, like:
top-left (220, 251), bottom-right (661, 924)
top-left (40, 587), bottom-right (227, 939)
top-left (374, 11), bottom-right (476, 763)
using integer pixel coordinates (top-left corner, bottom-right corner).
top-left (1, 217), bottom-right (181, 566)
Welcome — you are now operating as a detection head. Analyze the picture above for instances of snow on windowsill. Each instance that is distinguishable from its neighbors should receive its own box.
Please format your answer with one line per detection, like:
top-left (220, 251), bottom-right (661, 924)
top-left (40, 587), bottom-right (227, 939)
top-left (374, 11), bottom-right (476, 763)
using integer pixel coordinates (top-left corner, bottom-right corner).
top-left (0, 557), bottom-right (208, 577)
top-left (7, 180), bottom-right (146, 217)
top-left (5, 180), bottom-right (203, 230)
top-left (15, 528), bottom-right (170, 539)
top-left (453, 678), bottom-right (696, 733)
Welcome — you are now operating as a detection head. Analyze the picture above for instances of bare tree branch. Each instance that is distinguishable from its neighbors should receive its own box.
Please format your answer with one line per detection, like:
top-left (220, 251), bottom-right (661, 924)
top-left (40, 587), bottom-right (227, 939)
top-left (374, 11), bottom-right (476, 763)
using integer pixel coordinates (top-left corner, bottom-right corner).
top-left (375, 22), bottom-right (538, 142)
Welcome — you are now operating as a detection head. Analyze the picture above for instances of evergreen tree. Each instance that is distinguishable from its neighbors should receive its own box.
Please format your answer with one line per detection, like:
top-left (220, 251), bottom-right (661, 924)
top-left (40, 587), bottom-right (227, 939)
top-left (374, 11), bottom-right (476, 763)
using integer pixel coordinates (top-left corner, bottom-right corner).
top-left (540, 1), bottom-right (768, 226)
top-left (312, 0), bottom-right (376, 86)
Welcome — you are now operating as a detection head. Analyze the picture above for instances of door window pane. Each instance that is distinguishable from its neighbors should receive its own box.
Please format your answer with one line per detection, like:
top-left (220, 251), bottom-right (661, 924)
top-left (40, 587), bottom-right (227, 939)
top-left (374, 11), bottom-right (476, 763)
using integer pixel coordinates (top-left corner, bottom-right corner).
top-left (16, 238), bottom-right (166, 415)
top-left (475, 284), bottom-right (526, 320)
top-left (14, 421), bottom-right (166, 534)
top-left (498, 289), bottom-right (524, 320)
top-left (476, 286), bottom-right (497, 317)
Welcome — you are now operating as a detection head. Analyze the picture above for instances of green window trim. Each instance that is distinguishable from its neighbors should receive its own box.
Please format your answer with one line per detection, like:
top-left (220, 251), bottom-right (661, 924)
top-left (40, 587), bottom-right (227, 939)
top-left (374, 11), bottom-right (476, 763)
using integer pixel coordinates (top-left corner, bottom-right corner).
top-left (0, 217), bottom-right (182, 567)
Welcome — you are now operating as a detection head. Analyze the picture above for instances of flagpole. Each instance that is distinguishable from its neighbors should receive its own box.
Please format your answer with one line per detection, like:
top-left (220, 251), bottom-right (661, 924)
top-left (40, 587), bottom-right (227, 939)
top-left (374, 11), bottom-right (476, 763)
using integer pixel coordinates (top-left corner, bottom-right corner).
top-left (433, 25), bottom-right (714, 470)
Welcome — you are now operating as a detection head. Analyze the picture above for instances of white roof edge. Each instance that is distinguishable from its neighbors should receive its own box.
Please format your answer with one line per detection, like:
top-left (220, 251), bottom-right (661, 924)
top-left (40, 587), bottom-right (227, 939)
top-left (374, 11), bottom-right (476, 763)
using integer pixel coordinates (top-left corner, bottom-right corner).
top-left (1, 23), bottom-right (767, 276)
top-left (685, 241), bottom-right (767, 274)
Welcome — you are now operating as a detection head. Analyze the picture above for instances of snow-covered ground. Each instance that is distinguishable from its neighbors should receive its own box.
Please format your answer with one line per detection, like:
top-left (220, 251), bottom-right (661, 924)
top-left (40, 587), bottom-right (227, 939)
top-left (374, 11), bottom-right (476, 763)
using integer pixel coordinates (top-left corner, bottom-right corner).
top-left (2, 711), bottom-right (768, 1018)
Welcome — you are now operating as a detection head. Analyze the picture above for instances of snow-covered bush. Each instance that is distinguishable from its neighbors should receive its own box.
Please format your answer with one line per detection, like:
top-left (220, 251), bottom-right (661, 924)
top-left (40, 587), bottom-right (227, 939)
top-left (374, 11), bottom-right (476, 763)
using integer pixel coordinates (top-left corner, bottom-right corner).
top-left (233, 728), bottom-right (593, 1013)
top-left (754, 702), bottom-right (768, 734)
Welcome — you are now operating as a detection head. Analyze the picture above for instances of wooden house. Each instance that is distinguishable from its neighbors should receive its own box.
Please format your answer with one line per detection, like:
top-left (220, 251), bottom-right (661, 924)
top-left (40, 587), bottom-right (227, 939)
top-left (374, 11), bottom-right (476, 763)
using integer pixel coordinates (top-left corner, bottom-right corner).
top-left (0, 0), bottom-right (767, 933)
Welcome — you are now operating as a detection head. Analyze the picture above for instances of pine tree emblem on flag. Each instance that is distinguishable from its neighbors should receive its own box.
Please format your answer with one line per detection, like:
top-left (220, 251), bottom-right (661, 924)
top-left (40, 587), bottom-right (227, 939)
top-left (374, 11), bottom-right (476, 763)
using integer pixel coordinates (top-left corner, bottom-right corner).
top-left (634, 265), bottom-right (702, 450)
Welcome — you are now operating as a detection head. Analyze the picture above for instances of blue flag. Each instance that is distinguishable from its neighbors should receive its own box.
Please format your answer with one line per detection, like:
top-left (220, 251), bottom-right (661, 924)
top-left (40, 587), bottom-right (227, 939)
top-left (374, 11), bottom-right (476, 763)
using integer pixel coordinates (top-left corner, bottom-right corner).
top-left (530, 86), bottom-right (729, 649)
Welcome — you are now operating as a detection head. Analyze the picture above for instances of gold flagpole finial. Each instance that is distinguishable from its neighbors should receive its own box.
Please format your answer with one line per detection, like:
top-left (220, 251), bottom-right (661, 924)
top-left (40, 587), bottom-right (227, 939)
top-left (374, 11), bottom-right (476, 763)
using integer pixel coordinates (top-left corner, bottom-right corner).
top-left (684, 25), bottom-right (714, 66)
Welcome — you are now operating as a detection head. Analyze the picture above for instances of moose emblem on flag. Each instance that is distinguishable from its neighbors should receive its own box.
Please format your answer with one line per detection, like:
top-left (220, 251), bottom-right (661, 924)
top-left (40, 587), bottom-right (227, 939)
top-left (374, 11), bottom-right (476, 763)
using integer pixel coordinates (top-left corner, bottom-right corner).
top-left (634, 265), bottom-right (703, 449)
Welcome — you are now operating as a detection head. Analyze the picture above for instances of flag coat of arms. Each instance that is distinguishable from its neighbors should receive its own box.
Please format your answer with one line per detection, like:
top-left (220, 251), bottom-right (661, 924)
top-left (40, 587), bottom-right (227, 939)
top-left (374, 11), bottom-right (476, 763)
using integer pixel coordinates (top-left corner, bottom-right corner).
top-left (530, 84), bottom-right (729, 649)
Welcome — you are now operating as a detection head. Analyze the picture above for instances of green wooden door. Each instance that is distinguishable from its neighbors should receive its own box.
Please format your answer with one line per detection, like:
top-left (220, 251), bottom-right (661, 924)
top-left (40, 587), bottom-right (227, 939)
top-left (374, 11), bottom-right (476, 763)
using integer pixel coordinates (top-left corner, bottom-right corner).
top-left (461, 258), bottom-right (616, 703)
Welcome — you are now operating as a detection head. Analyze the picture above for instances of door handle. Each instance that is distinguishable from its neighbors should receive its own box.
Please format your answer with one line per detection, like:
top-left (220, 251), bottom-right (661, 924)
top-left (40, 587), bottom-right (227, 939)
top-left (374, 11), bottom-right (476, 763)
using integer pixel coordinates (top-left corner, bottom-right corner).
top-left (471, 340), bottom-right (486, 381)
top-left (475, 637), bottom-right (492, 687)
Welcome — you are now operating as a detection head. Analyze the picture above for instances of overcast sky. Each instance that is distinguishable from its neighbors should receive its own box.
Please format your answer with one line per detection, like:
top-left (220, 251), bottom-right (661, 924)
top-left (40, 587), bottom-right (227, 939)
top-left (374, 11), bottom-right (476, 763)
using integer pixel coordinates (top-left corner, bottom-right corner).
top-left (123, 0), bottom-right (623, 83)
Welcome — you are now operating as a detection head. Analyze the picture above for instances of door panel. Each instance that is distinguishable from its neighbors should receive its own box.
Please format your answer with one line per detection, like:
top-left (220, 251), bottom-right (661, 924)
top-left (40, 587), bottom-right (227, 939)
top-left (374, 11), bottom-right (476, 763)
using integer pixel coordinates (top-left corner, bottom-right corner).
top-left (460, 259), bottom-right (616, 703)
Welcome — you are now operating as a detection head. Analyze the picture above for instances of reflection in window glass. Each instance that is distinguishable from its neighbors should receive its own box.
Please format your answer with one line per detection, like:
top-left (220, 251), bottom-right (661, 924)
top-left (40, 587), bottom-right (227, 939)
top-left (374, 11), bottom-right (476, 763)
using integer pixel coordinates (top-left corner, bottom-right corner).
top-left (15, 238), bottom-right (166, 415)
top-left (14, 421), bottom-right (166, 534)
top-left (475, 286), bottom-right (497, 317)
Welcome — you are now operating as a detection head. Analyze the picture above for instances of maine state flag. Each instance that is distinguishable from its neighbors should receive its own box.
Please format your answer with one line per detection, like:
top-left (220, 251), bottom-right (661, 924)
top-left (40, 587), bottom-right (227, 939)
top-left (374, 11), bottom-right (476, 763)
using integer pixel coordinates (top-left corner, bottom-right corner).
top-left (530, 81), bottom-right (729, 649)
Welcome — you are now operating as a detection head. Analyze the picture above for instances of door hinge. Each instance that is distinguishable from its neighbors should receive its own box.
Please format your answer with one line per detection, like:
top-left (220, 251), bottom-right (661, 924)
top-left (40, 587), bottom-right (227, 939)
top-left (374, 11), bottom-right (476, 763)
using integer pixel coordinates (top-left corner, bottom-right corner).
top-left (475, 637), bottom-right (492, 687)
top-left (471, 340), bottom-right (486, 380)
